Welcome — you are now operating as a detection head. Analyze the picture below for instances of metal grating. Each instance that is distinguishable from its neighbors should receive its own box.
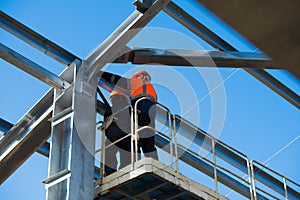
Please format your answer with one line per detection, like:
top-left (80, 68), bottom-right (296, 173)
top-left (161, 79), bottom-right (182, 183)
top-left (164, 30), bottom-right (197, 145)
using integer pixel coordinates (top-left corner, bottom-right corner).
top-left (94, 158), bottom-right (226, 200)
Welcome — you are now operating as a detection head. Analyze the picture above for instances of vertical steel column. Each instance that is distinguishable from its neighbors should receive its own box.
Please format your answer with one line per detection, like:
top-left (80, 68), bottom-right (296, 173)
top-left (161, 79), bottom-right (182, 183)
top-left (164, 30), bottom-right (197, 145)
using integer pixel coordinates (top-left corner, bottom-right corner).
top-left (45, 60), bottom-right (97, 200)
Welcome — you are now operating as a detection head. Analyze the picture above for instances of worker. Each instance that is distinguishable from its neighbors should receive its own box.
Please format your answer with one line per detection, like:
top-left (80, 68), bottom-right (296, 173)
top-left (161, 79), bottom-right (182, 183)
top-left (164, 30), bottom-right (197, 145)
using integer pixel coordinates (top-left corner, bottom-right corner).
top-left (100, 70), bottom-right (158, 160)
top-left (103, 89), bottom-right (131, 176)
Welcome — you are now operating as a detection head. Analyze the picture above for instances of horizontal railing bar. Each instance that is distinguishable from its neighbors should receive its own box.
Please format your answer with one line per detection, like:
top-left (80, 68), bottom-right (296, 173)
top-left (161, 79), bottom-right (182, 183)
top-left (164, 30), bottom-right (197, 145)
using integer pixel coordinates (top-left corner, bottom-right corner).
top-left (253, 160), bottom-right (300, 187)
top-left (252, 163), bottom-right (300, 199)
top-left (176, 142), bottom-right (250, 186)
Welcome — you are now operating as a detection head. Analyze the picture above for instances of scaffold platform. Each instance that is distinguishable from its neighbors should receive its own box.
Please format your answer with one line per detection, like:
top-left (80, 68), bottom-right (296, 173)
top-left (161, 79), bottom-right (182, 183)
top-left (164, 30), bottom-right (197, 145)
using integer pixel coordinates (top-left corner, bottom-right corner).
top-left (94, 158), bottom-right (227, 200)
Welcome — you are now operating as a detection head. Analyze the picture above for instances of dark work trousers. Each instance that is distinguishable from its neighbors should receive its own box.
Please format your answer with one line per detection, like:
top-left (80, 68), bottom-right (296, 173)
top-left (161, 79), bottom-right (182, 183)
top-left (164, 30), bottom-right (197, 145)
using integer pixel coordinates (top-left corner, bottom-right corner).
top-left (104, 96), bottom-right (131, 176)
top-left (132, 98), bottom-right (158, 160)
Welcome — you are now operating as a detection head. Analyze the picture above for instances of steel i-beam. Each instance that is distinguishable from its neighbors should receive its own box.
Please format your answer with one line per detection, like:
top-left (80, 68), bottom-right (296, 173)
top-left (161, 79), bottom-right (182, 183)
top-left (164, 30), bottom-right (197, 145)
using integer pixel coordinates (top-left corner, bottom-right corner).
top-left (117, 48), bottom-right (275, 69)
top-left (0, 43), bottom-right (68, 89)
top-left (0, 11), bottom-right (80, 66)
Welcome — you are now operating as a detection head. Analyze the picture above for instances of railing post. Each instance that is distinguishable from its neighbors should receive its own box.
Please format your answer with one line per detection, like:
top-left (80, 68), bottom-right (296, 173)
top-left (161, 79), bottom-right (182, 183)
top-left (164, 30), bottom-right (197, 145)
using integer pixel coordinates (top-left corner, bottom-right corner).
top-left (246, 157), bottom-right (254, 200)
top-left (100, 127), bottom-right (106, 182)
top-left (173, 116), bottom-right (179, 174)
top-left (134, 100), bottom-right (140, 163)
top-left (250, 161), bottom-right (258, 200)
top-left (130, 105), bottom-right (135, 169)
top-left (212, 140), bottom-right (218, 193)
top-left (283, 177), bottom-right (288, 200)
top-left (168, 111), bottom-right (174, 169)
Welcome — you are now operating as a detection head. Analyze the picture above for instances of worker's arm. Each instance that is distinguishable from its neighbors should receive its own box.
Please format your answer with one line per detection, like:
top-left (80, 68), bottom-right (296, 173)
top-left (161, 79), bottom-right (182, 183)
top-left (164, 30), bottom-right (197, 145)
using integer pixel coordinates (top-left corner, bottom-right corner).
top-left (99, 71), bottom-right (131, 94)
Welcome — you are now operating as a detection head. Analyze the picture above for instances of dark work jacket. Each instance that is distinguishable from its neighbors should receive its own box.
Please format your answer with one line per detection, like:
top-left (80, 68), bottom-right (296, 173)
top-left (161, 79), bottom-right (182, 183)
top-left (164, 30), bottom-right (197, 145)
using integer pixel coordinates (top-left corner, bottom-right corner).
top-left (100, 72), bottom-right (130, 95)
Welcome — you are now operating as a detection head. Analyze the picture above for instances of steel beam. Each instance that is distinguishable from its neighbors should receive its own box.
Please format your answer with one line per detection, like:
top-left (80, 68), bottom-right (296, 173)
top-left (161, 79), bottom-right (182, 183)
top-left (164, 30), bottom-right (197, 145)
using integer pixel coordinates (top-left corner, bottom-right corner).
top-left (85, 0), bottom-right (172, 82)
top-left (164, 2), bottom-right (236, 51)
top-left (164, 1), bottom-right (299, 109)
top-left (0, 110), bottom-right (51, 184)
top-left (0, 118), bottom-right (51, 157)
top-left (0, 11), bottom-right (80, 66)
top-left (0, 90), bottom-right (53, 185)
top-left (0, 43), bottom-right (67, 89)
top-left (0, 88), bottom-right (53, 156)
top-left (245, 68), bottom-right (300, 109)
top-left (116, 48), bottom-right (274, 68)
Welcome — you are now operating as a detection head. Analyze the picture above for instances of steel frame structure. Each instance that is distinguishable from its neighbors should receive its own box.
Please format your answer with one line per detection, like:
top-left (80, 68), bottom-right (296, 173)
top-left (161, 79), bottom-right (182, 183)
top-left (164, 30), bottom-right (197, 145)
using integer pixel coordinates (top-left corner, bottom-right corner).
top-left (0, 0), bottom-right (299, 200)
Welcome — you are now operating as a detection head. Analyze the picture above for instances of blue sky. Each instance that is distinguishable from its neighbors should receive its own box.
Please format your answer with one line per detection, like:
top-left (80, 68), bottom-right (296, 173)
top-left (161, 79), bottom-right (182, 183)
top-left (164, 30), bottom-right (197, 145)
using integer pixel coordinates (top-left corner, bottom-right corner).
top-left (1, 0), bottom-right (299, 199)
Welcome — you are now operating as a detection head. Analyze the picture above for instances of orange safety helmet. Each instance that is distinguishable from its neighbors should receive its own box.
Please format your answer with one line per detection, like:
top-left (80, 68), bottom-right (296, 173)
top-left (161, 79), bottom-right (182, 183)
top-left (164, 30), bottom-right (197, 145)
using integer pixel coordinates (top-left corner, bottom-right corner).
top-left (131, 70), bottom-right (151, 82)
top-left (109, 90), bottom-right (126, 100)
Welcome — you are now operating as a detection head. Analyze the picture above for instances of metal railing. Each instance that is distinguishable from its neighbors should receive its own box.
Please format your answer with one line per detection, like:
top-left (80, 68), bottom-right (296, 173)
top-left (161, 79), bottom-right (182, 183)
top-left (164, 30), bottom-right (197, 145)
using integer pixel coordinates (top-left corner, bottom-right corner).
top-left (96, 97), bottom-right (173, 182)
top-left (251, 160), bottom-right (300, 200)
top-left (95, 104), bottom-right (134, 182)
top-left (134, 97), bottom-right (173, 165)
top-left (96, 100), bottom-right (299, 200)
top-left (172, 114), bottom-right (254, 199)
